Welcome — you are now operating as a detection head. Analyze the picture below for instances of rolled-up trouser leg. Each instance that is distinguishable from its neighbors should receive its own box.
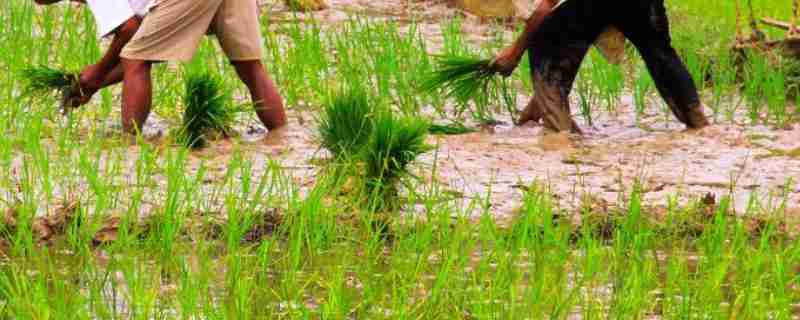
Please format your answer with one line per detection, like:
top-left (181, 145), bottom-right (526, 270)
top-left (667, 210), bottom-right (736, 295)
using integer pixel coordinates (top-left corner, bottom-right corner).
top-left (614, 0), bottom-right (709, 128)
top-left (530, 69), bottom-right (582, 133)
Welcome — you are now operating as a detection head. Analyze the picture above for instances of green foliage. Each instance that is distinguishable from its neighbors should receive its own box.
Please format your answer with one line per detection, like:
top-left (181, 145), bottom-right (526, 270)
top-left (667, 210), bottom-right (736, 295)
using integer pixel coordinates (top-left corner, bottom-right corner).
top-left (319, 88), bottom-right (431, 210)
top-left (180, 72), bottom-right (235, 149)
top-left (20, 66), bottom-right (77, 96)
top-left (318, 87), bottom-right (374, 158)
top-left (364, 112), bottom-right (431, 185)
top-left (420, 55), bottom-right (497, 107)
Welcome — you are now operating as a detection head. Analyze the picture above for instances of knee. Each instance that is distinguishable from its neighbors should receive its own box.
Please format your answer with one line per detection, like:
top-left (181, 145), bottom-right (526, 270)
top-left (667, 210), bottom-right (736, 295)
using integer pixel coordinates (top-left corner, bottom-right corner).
top-left (116, 17), bottom-right (141, 37)
top-left (122, 59), bottom-right (151, 75)
top-left (231, 59), bottom-right (263, 71)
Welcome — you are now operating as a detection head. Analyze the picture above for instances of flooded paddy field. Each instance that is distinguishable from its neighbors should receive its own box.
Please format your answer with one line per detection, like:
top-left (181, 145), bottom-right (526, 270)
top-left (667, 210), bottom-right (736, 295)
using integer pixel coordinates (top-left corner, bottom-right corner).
top-left (0, 0), bottom-right (798, 318)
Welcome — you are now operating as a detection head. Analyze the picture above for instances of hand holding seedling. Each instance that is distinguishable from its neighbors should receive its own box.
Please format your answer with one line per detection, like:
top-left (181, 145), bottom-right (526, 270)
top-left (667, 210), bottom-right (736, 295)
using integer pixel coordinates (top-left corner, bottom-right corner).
top-left (489, 46), bottom-right (523, 77)
top-left (489, 0), bottom-right (558, 77)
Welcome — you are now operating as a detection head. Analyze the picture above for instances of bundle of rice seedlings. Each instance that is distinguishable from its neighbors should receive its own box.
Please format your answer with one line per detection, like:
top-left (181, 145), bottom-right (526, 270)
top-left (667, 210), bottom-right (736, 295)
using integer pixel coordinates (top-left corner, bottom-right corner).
top-left (284, 0), bottom-right (327, 11)
top-left (180, 72), bottom-right (235, 149)
top-left (20, 66), bottom-right (78, 96)
top-left (420, 54), bottom-right (499, 106)
top-left (318, 87), bottom-right (374, 158)
top-left (364, 112), bottom-right (431, 209)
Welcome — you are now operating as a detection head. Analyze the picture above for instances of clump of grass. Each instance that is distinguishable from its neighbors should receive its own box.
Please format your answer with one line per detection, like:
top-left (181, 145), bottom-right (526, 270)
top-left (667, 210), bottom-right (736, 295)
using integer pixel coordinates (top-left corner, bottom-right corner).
top-left (180, 72), bottom-right (235, 149)
top-left (364, 112), bottom-right (431, 209)
top-left (318, 88), bottom-right (431, 210)
top-left (20, 66), bottom-right (77, 96)
top-left (421, 55), bottom-right (499, 107)
top-left (318, 88), bottom-right (374, 158)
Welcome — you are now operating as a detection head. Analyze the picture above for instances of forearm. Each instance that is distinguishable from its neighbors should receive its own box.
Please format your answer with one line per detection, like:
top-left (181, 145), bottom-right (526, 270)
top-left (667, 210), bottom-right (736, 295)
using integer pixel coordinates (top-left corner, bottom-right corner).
top-left (95, 17), bottom-right (141, 72)
top-left (509, 0), bottom-right (558, 56)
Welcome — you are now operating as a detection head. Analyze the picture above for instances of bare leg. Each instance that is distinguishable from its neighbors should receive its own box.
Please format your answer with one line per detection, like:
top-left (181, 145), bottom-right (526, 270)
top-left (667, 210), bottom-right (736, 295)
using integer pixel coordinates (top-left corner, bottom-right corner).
top-left (230, 60), bottom-right (288, 130)
top-left (121, 59), bottom-right (152, 134)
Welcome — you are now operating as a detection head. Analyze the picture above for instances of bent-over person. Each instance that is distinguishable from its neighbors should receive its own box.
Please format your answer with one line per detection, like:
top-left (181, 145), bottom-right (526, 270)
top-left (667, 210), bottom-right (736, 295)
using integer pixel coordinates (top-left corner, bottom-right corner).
top-left (491, 0), bottom-right (710, 133)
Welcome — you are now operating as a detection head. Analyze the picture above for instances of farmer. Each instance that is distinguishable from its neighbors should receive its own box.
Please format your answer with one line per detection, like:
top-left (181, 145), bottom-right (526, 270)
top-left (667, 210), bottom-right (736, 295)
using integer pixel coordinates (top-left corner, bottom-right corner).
top-left (490, 0), bottom-right (710, 133)
top-left (119, 0), bottom-right (287, 134)
top-left (33, 0), bottom-right (148, 111)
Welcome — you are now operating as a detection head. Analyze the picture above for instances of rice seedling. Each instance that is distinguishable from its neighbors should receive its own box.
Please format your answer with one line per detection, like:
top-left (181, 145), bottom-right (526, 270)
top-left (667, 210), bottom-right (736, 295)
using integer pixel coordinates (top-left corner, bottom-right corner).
top-left (420, 54), bottom-right (500, 117)
top-left (575, 75), bottom-right (597, 127)
top-left (317, 87), bottom-right (375, 158)
top-left (633, 63), bottom-right (654, 123)
top-left (363, 112), bottom-right (431, 210)
top-left (19, 66), bottom-right (77, 97)
top-left (179, 71), bottom-right (236, 149)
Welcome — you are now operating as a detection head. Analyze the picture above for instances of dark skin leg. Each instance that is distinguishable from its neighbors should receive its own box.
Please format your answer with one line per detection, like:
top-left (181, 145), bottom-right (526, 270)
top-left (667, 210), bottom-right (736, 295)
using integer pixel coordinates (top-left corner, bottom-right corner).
top-left (120, 59), bottom-right (287, 135)
top-left (231, 60), bottom-right (288, 130)
top-left (121, 59), bottom-right (152, 134)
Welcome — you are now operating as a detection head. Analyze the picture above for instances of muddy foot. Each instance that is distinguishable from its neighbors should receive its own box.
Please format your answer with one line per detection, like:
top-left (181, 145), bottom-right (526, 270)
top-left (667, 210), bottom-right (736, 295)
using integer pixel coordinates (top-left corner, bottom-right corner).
top-left (539, 130), bottom-right (578, 152)
top-left (263, 126), bottom-right (291, 148)
top-left (685, 105), bottom-right (711, 129)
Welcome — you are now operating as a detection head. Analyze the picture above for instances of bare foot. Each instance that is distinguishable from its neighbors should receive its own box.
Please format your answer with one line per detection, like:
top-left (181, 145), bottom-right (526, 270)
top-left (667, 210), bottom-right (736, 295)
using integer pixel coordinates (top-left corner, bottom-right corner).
top-left (489, 46), bottom-right (524, 77)
top-left (263, 125), bottom-right (290, 147)
top-left (539, 130), bottom-right (578, 152)
top-left (685, 108), bottom-right (711, 129)
top-left (515, 107), bottom-right (543, 126)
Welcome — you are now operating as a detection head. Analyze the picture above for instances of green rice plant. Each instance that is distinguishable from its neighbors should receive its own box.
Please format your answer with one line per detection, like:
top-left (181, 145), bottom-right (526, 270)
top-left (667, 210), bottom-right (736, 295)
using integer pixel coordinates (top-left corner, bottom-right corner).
top-left (179, 72), bottom-right (236, 149)
top-left (743, 53), bottom-right (770, 124)
top-left (633, 63), bottom-right (654, 123)
top-left (363, 112), bottom-right (431, 210)
top-left (709, 51), bottom-right (737, 121)
top-left (420, 54), bottom-right (500, 119)
top-left (19, 66), bottom-right (77, 96)
top-left (575, 75), bottom-right (597, 127)
top-left (317, 87), bottom-right (374, 158)
top-left (587, 52), bottom-right (625, 114)
top-left (765, 65), bottom-right (788, 125)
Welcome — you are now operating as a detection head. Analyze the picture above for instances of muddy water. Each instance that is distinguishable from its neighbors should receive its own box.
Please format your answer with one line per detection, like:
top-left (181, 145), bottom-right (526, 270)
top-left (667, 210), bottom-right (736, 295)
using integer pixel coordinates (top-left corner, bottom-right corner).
top-left (428, 102), bottom-right (800, 220)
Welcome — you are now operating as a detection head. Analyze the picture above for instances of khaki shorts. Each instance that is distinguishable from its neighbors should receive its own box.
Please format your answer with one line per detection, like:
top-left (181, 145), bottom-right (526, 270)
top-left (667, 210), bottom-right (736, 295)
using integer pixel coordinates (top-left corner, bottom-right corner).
top-left (121, 0), bottom-right (263, 62)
